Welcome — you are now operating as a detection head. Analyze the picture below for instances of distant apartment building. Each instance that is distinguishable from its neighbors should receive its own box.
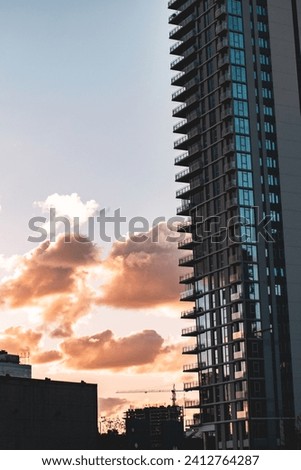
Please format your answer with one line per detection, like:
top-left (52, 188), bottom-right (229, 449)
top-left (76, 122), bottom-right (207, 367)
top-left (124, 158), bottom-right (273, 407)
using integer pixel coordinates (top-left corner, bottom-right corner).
top-left (0, 350), bottom-right (31, 378)
top-left (125, 406), bottom-right (184, 449)
top-left (170, 0), bottom-right (301, 449)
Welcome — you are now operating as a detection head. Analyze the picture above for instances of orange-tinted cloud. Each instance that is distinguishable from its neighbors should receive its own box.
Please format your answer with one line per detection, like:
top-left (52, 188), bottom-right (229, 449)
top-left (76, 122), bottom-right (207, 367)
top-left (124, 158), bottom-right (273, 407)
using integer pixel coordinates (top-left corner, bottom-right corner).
top-left (0, 235), bottom-right (100, 307)
top-left (32, 350), bottom-right (63, 364)
top-left (60, 329), bottom-right (170, 370)
top-left (0, 326), bottom-right (42, 355)
top-left (98, 223), bottom-right (181, 309)
top-left (99, 397), bottom-right (130, 416)
top-left (0, 235), bottom-right (100, 335)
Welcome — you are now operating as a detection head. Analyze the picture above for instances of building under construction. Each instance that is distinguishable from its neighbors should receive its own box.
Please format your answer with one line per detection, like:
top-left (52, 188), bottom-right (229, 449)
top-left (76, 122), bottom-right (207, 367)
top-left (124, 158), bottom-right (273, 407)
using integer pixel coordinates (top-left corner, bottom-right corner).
top-left (125, 405), bottom-right (184, 450)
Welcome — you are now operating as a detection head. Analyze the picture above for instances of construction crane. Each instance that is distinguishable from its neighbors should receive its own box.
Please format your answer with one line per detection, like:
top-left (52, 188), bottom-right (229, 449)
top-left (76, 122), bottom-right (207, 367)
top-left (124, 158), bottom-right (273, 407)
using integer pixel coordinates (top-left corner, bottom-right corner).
top-left (116, 384), bottom-right (184, 407)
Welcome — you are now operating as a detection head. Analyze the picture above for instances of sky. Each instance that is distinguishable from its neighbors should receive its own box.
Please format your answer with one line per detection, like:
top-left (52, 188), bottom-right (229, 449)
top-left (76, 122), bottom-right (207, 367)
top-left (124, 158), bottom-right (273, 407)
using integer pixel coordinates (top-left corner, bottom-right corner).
top-left (0, 0), bottom-right (197, 428)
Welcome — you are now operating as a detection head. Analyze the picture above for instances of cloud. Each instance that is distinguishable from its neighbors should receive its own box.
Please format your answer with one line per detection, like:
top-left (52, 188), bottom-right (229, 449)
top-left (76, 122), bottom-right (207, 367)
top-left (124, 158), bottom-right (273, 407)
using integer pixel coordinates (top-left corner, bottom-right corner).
top-left (32, 350), bottom-right (63, 364)
top-left (34, 192), bottom-right (99, 225)
top-left (98, 223), bottom-right (181, 309)
top-left (99, 397), bottom-right (130, 416)
top-left (60, 329), bottom-right (169, 370)
top-left (0, 235), bottom-right (100, 334)
top-left (0, 326), bottom-right (42, 355)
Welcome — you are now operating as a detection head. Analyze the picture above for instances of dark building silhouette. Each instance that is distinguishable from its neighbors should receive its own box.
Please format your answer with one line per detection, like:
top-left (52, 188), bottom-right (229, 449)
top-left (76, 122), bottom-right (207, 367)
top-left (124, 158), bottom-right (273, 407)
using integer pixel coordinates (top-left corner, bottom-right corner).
top-left (125, 406), bottom-right (184, 449)
top-left (0, 375), bottom-right (98, 449)
top-left (169, 0), bottom-right (301, 449)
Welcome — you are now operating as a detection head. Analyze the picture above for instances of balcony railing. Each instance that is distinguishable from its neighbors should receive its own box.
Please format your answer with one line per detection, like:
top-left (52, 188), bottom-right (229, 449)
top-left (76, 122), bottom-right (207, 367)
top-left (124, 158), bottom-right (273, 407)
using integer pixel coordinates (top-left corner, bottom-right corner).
top-left (174, 151), bottom-right (189, 165)
top-left (177, 220), bottom-right (192, 232)
top-left (215, 5), bottom-right (227, 18)
top-left (185, 399), bottom-right (200, 408)
top-left (173, 119), bottom-right (187, 132)
top-left (183, 381), bottom-right (199, 390)
top-left (179, 254), bottom-right (194, 266)
top-left (175, 168), bottom-right (189, 182)
top-left (177, 200), bottom-right (191, 215)
top-left (178, 237), bottom-right (193, 249)
top-left (181, 308), bottom-right (196, 319)
top-left (233, 330), bottom-right (245, 341)
top-left (216, 21), bottom-right (228, 35)
top-left (176, 184), bottom-right (190, 198)
top-left (179, 272), bottom-right (194, 283)
top-left (182, 345), bottom-right (198, 354)
top-left (232, 311), bottom-right (243, 321)
top-left (183, 363), bottom-right (199, 372)
top-left (234, 350), bottom-right (245, 360)
top-left (180, 288), bottom-right (194, 300)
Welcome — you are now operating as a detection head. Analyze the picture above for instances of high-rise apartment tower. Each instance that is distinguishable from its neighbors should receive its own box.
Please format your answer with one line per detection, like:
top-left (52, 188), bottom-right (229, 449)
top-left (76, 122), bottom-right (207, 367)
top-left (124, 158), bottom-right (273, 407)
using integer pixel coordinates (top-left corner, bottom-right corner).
top-left (170, 0), bottom-right (301, 449)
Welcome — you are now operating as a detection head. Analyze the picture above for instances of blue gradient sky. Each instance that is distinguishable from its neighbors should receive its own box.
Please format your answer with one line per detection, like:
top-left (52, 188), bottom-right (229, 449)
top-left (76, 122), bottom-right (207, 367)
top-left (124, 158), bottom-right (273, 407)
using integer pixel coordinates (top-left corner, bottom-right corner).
top-left (0, 1), bottom-right (194, 420)
top-left (0, 0), bottom-right (175, 254)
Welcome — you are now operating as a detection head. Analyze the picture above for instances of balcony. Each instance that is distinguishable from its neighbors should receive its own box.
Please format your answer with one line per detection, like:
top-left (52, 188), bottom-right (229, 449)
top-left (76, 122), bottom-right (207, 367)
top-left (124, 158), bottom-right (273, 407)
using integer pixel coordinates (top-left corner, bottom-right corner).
top-left (215, 4), bottom-right (227, 18)
top-left (224, 160), bottom-right (236, 172)
top-left (179, 254), bottom-right (194, 266)
top-left (218, 55), bottom-right (230, 68)
top-left (230, 292), bottom-right (243, 301)
top-left (175, 151), bottom-right (189, 165)
top-left (234, 350), bottom-right (245, 360)
top-left (177, 200), bottom-right (191, 216)
top-left (222, 125), bottom-right (234, 138)
top-left (179, 272), bottom-right (195, 284)
top-left (219, 71), bottom-right (231, 85)
top-left (174, 127), bottom-right (200, 150)
top-left (225, 178), bottom-right (237, 190)
top-left (170, 45), bottom-right (197, 70)
top-left (217, 38), bottom-right (229, 52)
top-left (170, 30), bottom-right (196, 56)
top-left (232, 311), bottom-right (243, 321)
top-left (182, 325), bottom-right (204, 336)
top-left (216, 21), bottom-right (228, 35)
top-left (177, 220), bottom-right (192, 232)
top-left (175, 168), bottom-right (189, 182)
top-left (233, 331), bottom-right (245, 341)
top-left (183, 363), bottom-right (199, 373)
top-left (237, 410), bottom-right (248, 419)
top-left (173, 102), bottom-right (186, 117)
top-left (173, 118), bottom-right (187, 133)
top-left (221, 107), bottom-right (233, 120)
top-left (237, 409), bottom-right (248, 419)
top-left (185, 399), bottom-right (200, 408)
top-left (178, 237), bottom-right (194, 249)
top-left (220, 89), bottom-right (232, 102)
top-left (236, 390), bottom-right (247, 400)
top-left (224, 142), bottom-right (235, 154)
top-left (174, 135), bottom-right (188, 149)
top-left (235, 370), bottom-right (246, 379)
top-left (183, 381), bottom-right (199, 391)
top-left (226, 197), bottom-right (238, 209)
top-left (169, 0), bottom-right (197, 22)
top-left (180, 288), bottom-right (195, 301)
top-left (182, 345), bottom-right (198, 355)
top-left (181, 307), bottom-right (203, 319)
top-left (176, 184), bottom-right (191, 199)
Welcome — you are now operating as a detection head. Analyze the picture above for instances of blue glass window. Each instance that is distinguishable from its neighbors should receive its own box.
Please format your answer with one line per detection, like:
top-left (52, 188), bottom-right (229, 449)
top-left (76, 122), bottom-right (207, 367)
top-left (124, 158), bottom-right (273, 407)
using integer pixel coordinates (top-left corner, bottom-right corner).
top-left (237, 152), bottom-right (252, 170)
top-left (231, 49), bottom-right (245, 65)
top-left (234, 100), bottom-right (249, 117)
top-left (231, 66), bottom-right (247, 83)
top-left (238, 170), bottom-right (253, 188)
top-left (227, 0), bottom-right (242, 16)
top-left (233, 83), bottom-right (247, 99)
top-left (239, 188), bottom-right (254, 206)
top-left (235, 117), bottom-right (250, 135)
top-left (229, 32), bottom-right (244, 49)
top-left (228, 15), bottom-right (243, 32)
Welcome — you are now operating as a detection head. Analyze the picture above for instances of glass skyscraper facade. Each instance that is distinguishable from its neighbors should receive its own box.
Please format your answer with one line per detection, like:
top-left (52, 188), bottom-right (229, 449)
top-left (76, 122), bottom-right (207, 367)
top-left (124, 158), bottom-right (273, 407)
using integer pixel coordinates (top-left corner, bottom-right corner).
top-left (170, 0), bottom-right (301, 449)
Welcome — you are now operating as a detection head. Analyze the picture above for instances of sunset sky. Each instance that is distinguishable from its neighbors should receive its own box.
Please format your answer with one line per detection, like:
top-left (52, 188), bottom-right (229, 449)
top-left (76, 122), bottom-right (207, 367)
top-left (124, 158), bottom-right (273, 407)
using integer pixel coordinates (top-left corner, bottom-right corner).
top-left (0, 0), bottom-right (196, 425)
